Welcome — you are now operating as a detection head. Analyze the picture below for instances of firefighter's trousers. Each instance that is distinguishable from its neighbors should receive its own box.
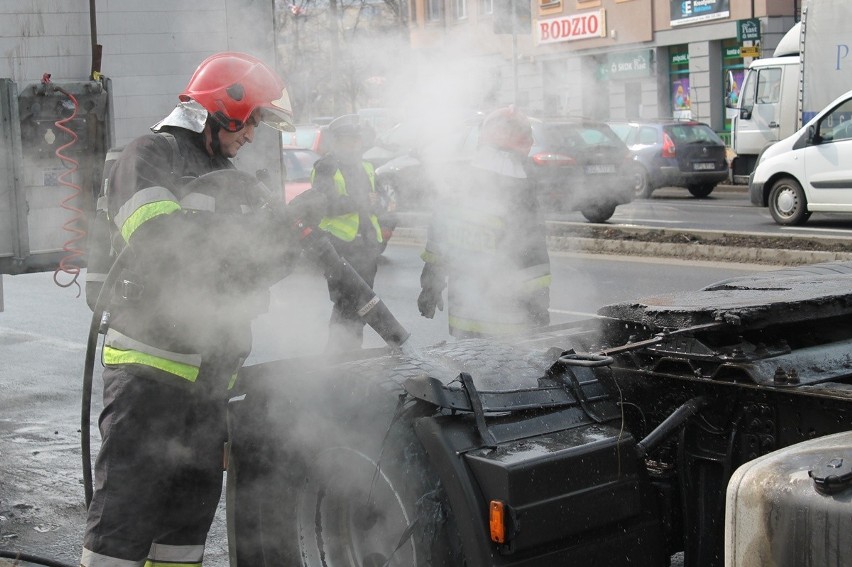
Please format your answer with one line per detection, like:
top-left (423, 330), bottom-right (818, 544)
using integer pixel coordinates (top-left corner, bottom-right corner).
top-left (326, 234), bottom-right (380, 351)
top-left (81, 366), bottom-right (228, 567)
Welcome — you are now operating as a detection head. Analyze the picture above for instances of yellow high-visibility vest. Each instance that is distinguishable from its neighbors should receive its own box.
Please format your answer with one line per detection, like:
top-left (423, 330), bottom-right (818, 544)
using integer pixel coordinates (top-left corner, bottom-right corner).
top-left (315, 162), bottom-right (382, 242)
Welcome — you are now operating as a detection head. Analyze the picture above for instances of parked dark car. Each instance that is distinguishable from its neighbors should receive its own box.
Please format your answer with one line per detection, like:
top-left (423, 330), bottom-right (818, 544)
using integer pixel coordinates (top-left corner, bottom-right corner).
top-left (529, 119), bottom-right (635, 222)
top-left (375, 115), bottom-right (635, 223)
top-left (608, 119), bottom-right (729, 198)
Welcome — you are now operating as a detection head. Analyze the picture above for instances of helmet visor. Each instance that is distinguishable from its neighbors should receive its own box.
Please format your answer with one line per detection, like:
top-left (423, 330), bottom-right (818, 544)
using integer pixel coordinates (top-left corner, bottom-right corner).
top-left (260, 88), bottom-right (295, 132)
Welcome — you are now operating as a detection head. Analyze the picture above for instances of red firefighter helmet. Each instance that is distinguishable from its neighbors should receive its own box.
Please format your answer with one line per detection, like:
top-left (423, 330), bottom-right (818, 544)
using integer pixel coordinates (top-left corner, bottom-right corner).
top-left (180, 52), bottom-right (295, 132)
top-left (479, 106), bottom-right (533, 155)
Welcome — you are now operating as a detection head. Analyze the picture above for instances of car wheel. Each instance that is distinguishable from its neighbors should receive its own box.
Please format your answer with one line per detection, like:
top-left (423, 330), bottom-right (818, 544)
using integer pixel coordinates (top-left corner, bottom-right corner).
top-left (632, 167), bottom-right (653, 199)
top-left (581, 203), bottom-right (617, 223)
top-left (687, 183), bottom-right (715, 198)
top-left (768, 177), bottom-right (811, 225)
top-left (227, 352), bottom-right (466, 567)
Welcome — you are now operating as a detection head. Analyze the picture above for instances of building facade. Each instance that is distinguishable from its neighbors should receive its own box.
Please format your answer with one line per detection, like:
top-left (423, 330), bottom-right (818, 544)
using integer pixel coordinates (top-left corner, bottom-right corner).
top-left (408, 0), bottom-right (800, 136)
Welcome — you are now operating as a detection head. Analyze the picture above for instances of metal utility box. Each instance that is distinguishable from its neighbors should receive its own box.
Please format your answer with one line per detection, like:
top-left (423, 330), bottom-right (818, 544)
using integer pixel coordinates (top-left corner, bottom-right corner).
top-left (0, 78), bottom-right (111, 276)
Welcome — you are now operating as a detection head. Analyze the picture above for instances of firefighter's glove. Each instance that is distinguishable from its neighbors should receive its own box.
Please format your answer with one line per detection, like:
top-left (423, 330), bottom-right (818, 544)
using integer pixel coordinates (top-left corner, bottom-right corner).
top-left (417, 287), bottom-right (444, 319)
top-left (288, 189), bottom-right (329, 228)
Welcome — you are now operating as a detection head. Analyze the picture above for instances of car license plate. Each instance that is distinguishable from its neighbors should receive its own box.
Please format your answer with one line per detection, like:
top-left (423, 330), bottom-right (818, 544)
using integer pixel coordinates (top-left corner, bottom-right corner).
top-left (585, 164), bottom-right (616, 174)
top-left (693, 162), bottom-right (716, 170)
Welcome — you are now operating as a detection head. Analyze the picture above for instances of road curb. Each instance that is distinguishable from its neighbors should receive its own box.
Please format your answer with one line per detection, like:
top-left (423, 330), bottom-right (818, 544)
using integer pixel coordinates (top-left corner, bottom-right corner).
top-left (548, 236), bottom-right (852, 265)
top-left (390, 226), bottom-right (852, 267)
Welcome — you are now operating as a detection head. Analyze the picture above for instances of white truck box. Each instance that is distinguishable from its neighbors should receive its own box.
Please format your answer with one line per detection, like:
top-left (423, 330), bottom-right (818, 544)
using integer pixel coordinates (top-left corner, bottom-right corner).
top-left (730, 0), bottom-right (852, 183)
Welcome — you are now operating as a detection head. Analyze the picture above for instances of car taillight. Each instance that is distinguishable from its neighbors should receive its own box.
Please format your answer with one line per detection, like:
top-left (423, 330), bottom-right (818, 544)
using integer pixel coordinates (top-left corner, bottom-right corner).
top-left (661, 133), bottom-right (676, 158)
top-left (531, 152), bottom-right (577, 166)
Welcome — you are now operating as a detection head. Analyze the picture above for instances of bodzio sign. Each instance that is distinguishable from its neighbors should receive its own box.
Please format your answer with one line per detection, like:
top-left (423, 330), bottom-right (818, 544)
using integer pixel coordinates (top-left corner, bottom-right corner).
top-left (537, 10), bottom-right (606, 45)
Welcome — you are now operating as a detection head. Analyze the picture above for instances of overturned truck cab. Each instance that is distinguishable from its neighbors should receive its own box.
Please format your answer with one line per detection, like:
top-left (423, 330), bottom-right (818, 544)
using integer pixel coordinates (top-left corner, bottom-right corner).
top-left (227, 261), bottom-right (852, 567)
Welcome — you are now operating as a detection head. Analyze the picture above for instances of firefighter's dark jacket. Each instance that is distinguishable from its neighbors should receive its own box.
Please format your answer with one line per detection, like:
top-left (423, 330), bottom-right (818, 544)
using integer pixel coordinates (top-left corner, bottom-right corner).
top-left (103, 127), bottom-right (295, 386)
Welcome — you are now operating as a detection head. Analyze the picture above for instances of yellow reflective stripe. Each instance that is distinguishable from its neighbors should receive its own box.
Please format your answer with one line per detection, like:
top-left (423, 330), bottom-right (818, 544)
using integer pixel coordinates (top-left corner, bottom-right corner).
top-left (448, 314), bottom-right (529, 335)
top-left (121, 201), bottom-right (181, 242)
top-left (115, 186), bottom-right (179, 233)
top-left (333, 169), bottom-right (347, 195)
top-left (370, 214), bottom-right (383, 243)
top-left (319, 212), bottom-right (359, 241)
top-left (364, 161), bottom-right (376, 183)
top-left (520, 274), bottom-right (552, 291)
top-left (421, 249), bottom-right (441, 264)
top-left (227, 373), bottom-right (238, 390)
top-left (103, 346), bottom-right (199, 382)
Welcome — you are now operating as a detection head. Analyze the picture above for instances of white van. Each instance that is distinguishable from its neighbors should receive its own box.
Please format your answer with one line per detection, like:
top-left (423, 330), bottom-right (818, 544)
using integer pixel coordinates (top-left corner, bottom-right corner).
top-left (750, 89), bottom-right (852, 225)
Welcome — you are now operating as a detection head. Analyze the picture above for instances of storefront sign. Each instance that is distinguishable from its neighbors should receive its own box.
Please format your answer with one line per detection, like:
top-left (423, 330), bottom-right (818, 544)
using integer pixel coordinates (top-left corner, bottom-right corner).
top-left (601, 50), bottom-right (654, 80)
top-left (671, 0), bottom-right (730, 27)
top-left (737, 18), bottom-right (761, 42)
top-left (537, 10), bottom-right (606, 45)
top-left (671, 53), bottom-right (689, 66)
top-left (739, 45), bottom-right (760, 58)
top-left (724, 46), bottom-right (741, 59)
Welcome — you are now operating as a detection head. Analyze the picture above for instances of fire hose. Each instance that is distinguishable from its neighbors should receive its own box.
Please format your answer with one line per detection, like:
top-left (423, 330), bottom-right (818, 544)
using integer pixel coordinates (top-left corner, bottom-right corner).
top-left (0, 550), bottom-right (76, 567)
top-left (81, 170), bottom-right (410, 507)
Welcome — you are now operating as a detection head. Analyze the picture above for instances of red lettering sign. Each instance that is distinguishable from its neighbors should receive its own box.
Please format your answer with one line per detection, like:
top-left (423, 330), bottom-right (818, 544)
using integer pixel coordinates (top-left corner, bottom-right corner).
top-left (537, 10), bottom-right (605, 45)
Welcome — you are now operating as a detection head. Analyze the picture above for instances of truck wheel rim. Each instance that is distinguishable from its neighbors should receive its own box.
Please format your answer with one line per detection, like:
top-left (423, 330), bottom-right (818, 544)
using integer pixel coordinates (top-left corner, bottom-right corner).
top-left (297, 447), bottom-right (416, 566)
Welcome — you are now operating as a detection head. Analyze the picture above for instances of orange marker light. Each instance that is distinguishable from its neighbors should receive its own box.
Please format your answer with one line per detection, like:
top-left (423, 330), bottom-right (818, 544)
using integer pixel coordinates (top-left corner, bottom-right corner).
top-left (489, 500), bottom-right (506, 544)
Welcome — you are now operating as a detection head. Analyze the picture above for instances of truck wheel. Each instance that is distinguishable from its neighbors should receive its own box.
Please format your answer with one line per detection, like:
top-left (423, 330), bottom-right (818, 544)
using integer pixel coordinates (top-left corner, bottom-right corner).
top-left (228, 354), bottom-right (463, 567)
top-left (581, 203), bottom-right (616, 223)
top-left (687, 183), bottom-right (715, 198)
top-left (229, 340), bottom-right (560, 567)
top-left (768, 177), bottom-right (811, 225)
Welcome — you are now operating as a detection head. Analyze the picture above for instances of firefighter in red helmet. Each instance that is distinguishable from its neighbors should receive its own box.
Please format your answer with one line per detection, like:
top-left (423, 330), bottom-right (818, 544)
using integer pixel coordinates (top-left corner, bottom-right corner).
top-left (417, 106), bottom-right (552, 338)
top-left (80, 52), bottom-right (297, 567)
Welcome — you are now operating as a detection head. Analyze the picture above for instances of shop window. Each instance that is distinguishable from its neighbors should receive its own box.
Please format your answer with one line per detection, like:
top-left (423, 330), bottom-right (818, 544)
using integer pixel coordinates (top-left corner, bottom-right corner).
top-left (456, 0), bottom-right (467, 19)
top-left (427, 0), bottom-right (443, 21)
top-left (669, 45), bottom-right (691, 119)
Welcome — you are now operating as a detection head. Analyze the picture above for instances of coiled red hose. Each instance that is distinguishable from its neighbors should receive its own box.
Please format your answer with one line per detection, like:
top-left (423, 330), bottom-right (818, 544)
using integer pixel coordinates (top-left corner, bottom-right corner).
top-left (49, 76), bottom-right (85, 295)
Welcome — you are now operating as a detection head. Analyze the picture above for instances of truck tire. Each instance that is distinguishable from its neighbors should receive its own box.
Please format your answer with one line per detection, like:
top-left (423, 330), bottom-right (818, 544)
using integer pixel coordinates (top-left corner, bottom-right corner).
top-left (228, 356), bottom-right (457, 566)
top-left (228, 340), bottom-right (558, 566)
top-left (768, 177), bottom-right (811, 225)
